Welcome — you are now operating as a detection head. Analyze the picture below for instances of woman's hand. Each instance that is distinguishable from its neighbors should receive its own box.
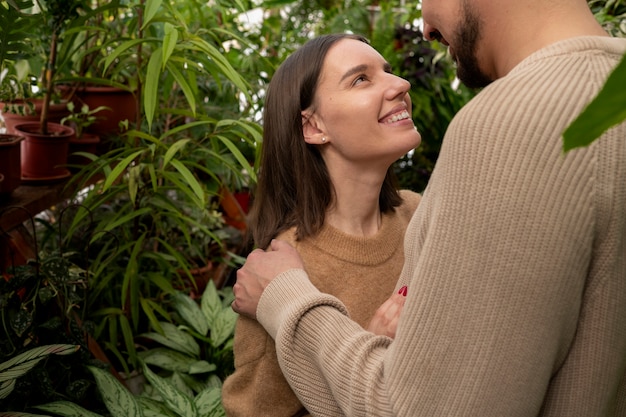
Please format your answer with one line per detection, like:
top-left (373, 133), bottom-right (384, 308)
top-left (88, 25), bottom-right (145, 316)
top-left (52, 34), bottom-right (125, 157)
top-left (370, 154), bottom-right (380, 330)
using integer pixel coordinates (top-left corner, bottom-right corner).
top-left (366, 286), bottom-right (407, 338)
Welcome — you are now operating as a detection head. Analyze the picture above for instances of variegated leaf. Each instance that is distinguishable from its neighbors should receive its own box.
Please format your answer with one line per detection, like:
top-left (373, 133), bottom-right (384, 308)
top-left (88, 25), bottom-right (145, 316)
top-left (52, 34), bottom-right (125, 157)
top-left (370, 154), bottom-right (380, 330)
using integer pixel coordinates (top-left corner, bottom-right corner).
top-left (0, 379), bottom-right (16, 400)
top-left (140, 348), bottom-right (196, 373)
top-left (210, 308), bottom-right (237, 347)
top-left (142, 322), bottom-right (199, 357)
top-left (193, 387), bottom-right (223, 416)
top-left (0, 345), bottom-right (79, 374)
top-left (172, 292), bottom-right (208, 336)
top-left (34, 400), bottom-right (103, 417)
top-left (200, 281), bottom-right (220, 326)
top-left (137, 396), bottom-right (180, 417)
top-left (88, 366), bottom-right (143, 417)
top-left (142, 362), bottom-right (196, 417)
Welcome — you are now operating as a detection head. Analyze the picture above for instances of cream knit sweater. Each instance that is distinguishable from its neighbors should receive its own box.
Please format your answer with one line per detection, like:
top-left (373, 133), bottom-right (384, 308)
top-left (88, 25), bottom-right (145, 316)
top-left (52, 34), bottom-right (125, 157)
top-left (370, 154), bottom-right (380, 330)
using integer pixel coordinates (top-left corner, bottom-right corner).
top-left (256, 37), bottom-right (626, 416)
top-left (222, 191), bottom-right (421, 416)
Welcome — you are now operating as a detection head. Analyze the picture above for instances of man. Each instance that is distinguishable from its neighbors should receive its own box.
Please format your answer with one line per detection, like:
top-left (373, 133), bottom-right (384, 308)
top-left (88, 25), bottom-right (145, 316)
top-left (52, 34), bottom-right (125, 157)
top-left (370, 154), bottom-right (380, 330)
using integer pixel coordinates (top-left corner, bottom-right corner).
top-left (232, 0), bottom-right (626, 415)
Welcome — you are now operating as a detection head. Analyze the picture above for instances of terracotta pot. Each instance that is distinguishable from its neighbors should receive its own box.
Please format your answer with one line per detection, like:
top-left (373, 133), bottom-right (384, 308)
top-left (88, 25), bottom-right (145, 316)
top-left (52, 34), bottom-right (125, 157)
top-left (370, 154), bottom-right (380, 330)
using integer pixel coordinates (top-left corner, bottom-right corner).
top-left (0, 100), bottom-right (70, 134)
top-left (68, 132), bottom-right (101, 169)
top-left (0, 133), bottom-right (24, 197)
top-left (14, 122), bottom-right (74, 180)
top-left (70, 86), bottom-right (137, 135)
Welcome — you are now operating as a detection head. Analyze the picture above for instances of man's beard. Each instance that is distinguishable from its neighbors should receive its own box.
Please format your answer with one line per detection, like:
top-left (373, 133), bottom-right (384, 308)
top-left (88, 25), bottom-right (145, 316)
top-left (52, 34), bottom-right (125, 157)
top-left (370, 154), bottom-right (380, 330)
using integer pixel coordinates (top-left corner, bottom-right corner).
top-left (454, 1), bottom-right (492, 89)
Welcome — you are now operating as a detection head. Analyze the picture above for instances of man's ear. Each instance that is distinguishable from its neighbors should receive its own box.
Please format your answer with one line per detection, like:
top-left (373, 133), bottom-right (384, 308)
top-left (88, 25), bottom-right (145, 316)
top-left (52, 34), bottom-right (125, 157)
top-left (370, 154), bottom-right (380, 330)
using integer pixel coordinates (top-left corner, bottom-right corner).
top-left (301, 111), bottom-right (326, 145)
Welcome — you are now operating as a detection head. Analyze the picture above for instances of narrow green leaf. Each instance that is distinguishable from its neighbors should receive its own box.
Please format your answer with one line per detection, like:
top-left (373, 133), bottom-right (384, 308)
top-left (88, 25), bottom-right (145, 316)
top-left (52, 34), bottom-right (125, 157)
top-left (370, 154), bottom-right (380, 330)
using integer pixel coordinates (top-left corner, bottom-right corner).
top-left (128, 165), bottom-right (141, 205)
top-left (162, 23), bottom-right (178, 69)
top-left (141, 298), bottom-right (164, 335)
top-left (563, 53), bottom-right (626, 151)
top-left (170, 159), bottom-right (205, 203)
top-left (215, 135), bottom-right (254, 181)
top-left (166, 62), bottom-right (196, 115)
top-left (142, 0), bottom-right (163, 29)
top-left (101, 208), bottom-right (152, 232)
top-left (162, 139), bottom-right (190, 169)
top-left (35, 400), bottom-right (103, 417)
top-left (0, 345), bottom-right (79, 379)
top-left (172, 292), bottom-right (209, 336)
top-left (141, 362), bottom-right (196, 417)
top-left (145, 48), bottom-right (164, 130)
top-left (88, 366), bottom-right (143, 417)
top-left (102, 150), bottom-right (144, 191)
top-left (118, 315), bottom-right (138, 369)
top-left (103, 39), bottom-right (145, 74)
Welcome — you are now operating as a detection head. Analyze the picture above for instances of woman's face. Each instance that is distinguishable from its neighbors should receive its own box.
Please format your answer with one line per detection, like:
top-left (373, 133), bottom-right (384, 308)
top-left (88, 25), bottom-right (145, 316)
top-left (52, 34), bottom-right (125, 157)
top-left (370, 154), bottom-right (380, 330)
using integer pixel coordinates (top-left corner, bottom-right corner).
top-left (309, 38), bottom-right (421, 171)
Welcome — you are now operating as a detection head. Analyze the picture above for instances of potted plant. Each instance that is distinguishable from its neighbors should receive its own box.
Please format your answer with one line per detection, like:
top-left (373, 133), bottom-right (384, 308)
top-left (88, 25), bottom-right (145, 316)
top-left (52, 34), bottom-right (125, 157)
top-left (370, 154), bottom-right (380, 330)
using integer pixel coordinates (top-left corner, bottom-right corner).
top-left (9, 0), bottom-right (89, 181)
top-left (61, 101), bottom-right (109, 168)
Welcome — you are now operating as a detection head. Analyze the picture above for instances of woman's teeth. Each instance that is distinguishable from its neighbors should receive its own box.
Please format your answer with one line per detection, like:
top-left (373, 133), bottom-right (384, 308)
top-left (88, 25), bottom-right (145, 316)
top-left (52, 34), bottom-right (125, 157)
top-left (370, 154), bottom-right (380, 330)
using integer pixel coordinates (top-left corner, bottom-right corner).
top-left (384, 110), bottom-right (411, 124)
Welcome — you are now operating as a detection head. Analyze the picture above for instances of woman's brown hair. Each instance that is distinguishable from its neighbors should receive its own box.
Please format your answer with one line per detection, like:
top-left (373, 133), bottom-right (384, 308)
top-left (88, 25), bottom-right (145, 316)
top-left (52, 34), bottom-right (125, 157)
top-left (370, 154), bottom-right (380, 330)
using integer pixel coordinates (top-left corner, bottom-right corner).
top-left (248, 33), bottom-right (403, 249)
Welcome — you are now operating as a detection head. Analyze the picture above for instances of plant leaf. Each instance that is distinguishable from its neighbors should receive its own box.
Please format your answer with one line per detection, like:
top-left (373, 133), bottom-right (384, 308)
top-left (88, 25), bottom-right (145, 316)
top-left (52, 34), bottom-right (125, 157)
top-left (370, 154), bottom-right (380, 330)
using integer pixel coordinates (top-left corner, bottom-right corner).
top-left (162, 138), bottom-right (190, 169)
top-left (210, 307), bottom-right (238, 347)
top-left (34, 400), bottom-right (103, 417)
top-left (141, 362), bottom-right (196, 417)
top-left (563, 52), bottom-right (626, 151)
top-left (88, 366), bottom-right (143, 417)
top-left (200, 280), bottom-right (220, 326)
top-left (193, 387), bottom-right (224, 417)
top-left (172, 292), bottom-right (209, 336)
top-left (142, 322), bottom-right (199, 357)
top-left (145, 47), bottom-right (163, 130)
top-left (140, 347), bottom-right (214, 374)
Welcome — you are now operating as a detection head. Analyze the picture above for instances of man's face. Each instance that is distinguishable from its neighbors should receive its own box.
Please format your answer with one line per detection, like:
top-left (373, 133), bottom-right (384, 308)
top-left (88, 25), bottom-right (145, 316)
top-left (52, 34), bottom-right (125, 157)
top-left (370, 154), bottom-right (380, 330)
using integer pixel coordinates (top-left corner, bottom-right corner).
top-left (423, 0), bottom-right (493, 88)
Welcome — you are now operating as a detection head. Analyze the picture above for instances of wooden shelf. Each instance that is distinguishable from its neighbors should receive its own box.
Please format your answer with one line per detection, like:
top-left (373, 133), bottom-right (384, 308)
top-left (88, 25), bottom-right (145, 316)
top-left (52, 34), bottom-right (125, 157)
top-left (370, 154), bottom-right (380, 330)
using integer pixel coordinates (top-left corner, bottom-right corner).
top-left (0, 175), bottom-right (100, 269)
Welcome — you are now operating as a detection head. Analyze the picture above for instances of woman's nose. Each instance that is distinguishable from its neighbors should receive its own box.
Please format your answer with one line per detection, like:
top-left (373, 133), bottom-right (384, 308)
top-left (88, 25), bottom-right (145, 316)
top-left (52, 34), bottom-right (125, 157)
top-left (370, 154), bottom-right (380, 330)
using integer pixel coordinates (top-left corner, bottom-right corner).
top-left (386, 74), bottom-right (411, 99)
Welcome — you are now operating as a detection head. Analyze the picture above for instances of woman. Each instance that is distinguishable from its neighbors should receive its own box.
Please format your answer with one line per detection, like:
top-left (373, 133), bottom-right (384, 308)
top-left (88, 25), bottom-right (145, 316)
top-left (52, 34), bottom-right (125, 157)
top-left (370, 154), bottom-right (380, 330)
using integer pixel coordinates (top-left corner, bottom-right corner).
top-left (221, 33), bottom-right (422, 417)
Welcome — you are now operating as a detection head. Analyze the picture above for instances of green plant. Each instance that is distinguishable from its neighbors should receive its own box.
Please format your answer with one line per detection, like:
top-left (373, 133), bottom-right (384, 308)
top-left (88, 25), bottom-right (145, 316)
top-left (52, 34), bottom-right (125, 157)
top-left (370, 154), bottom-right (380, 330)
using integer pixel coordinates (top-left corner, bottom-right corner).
top-left (27, 281), bottom-right (235, 417)
top-left (60, 101), bottom-right (109, 138)
top-left (0, 344), bottom-right (80, 402)
top-left (0, 0), bottom-right (41, 105)
top-left (563, 0), bottom-right (626, 150)
top-left (48, 0), bottom-right (261, 377)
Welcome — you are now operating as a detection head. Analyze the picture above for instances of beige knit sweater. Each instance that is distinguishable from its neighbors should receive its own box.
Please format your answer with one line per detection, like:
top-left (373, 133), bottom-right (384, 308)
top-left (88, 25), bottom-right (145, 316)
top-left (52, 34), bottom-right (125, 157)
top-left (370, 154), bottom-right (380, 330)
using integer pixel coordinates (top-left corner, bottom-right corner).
top-left (256, 37), bottom-right (626, 416)
top-left (222, 190), bottom-right (421, 416)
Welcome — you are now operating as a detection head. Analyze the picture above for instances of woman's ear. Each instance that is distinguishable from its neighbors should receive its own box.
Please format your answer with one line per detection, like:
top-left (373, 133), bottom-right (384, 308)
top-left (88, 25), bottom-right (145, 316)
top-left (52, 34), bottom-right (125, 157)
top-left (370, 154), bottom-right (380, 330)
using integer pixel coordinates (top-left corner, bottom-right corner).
top-left (301, 111), bottom-right (327, 145)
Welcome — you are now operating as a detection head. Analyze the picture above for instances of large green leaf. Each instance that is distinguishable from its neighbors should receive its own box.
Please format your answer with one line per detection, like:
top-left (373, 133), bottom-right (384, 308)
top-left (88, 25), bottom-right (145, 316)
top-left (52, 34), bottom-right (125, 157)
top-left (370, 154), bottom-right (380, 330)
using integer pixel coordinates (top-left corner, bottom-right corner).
top-left (141, 362), bottom-right (197, 417)
top-left (172, 292), bottom-right (209, 336)
top-left (34, 400), bottom-right (103, 417)
top-left (88, 366), bottom-right (143, 417)
top-left (140, 347), bottom-right (215, 374)
top-left (142, 322), bottom-right (200, 357)
top-left (563, 52), bottom-right (626, 151)
top-left (0, 345), bottom-right (79, 399)
top-left (193, 387), bottom-right (224, 417)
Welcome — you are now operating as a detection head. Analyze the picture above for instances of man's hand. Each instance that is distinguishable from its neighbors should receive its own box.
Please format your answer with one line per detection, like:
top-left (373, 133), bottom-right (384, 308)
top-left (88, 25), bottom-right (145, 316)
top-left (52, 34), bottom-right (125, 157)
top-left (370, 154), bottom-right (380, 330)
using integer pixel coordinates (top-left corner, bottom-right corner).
top-left (232, 239), bottom-right (304, 319)
top-left (366, 286), bottom-right (407, 338)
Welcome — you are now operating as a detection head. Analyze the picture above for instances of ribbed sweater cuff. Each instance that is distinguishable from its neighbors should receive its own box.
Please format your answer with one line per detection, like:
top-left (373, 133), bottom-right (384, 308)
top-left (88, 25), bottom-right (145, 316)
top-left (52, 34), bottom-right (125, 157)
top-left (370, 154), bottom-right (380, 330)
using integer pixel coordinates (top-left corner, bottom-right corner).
top-left (257, 268), bottom-right (348, 339)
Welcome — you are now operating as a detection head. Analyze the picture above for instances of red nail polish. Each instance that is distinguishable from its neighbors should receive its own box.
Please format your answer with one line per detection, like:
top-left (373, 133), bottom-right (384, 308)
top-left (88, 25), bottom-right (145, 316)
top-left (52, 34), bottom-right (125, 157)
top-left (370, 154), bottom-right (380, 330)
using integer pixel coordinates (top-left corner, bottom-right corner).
top-left (398, 286), bottom-right (408, 296)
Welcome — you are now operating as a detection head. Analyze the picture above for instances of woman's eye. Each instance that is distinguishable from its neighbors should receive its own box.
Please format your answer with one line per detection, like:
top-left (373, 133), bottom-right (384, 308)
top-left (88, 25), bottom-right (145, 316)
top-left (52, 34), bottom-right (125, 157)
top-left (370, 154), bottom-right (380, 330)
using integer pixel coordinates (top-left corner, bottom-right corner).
top-left (353, 75), bottom-right (367, 86)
